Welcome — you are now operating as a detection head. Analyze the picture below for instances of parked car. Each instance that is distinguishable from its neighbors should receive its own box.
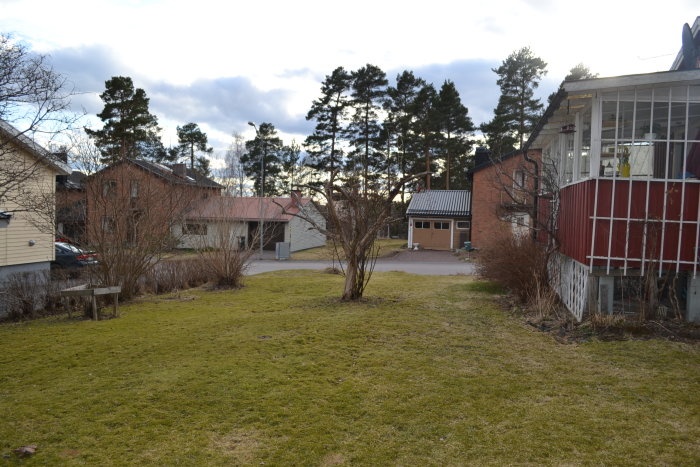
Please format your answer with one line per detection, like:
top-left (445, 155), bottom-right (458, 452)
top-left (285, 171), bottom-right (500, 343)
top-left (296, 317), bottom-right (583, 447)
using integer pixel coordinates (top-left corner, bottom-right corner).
top-left (52, 242), bottom-right (98, 269)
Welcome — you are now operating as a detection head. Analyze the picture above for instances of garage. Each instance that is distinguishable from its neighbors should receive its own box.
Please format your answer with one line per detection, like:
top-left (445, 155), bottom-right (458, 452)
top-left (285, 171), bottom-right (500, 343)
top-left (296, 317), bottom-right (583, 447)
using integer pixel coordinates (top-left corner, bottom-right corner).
top-left (406, 191), bottom-right (471, 251)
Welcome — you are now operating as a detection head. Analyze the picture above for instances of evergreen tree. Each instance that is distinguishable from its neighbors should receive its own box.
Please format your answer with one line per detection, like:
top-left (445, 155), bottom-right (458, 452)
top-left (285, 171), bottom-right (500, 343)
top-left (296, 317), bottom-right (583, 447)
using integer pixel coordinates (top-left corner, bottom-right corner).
top-left (346, 64), bottom-right (388, 190)
top-left (435, 80), bottom-right (474, 189)
top-left (176, 122), bottom-right (212, 170)
top-left (385, 71), bottom-right (427, 198)
top-left (194, 156), bottom-right (211, 177)
top-left (280, 140), bottom-right (312, 195)
top-left (408, 83), bottom-right (440, 190)
top-left (86, 76), bottom-right (161, 164)
top-left (548, 63), bottom-right (597, 105)
top-left (242, 122), bottom-right (283, 197)
top-left (304, 67), bottom-right (352, 178)
top-left (481, 47), bottom-right (547, 155)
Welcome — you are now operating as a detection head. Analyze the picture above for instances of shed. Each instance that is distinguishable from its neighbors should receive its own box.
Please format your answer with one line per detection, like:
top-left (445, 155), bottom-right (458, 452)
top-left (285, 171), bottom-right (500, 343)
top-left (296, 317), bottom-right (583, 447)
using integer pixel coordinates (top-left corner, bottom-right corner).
top-left (406, 190), bottom-right (471, 250)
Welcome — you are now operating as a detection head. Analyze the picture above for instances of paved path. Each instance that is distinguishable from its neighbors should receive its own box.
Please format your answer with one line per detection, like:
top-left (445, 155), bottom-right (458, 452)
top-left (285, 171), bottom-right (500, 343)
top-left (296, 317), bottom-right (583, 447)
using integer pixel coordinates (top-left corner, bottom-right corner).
top-left (247, 250), bottom-right (476, 276)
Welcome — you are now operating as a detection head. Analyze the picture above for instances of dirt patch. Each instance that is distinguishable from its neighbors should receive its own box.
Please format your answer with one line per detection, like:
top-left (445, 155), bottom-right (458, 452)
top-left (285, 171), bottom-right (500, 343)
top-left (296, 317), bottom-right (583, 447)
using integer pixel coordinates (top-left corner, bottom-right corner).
top-left (159, 295), bottom-right (198, 302)
top-left (210, 429), bottom-right (261, 463)
top-left (321, 452), bottom-right (347, 466)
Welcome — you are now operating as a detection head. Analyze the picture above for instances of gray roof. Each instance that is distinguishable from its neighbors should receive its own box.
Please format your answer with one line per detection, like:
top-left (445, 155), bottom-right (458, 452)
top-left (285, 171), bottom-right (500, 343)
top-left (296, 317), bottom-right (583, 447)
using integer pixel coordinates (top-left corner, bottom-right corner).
top-left (406, 190), bottom-right (471, 217)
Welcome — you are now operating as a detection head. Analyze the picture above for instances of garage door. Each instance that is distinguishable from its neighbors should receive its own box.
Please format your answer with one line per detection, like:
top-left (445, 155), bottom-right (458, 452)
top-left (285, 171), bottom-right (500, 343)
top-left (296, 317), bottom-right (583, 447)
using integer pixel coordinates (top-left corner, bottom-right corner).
top-left (412, 220), bottom-right (451, 250)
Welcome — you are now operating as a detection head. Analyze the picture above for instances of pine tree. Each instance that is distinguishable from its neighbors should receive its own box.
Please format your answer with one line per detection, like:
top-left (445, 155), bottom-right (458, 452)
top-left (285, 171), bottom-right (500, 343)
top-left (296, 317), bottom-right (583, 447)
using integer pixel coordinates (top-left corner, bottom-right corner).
top-left (304, 67), bottom-right (352, 179)
top-left (346, 64), bottom-right (388, 190)
top-left (435, 80), bottom-right (474, 189)
top-left (176, 122), bottom-right (212, 171)
top-left (481, 47), bottom-right (547, 156)
top-left (242, 122), bottom-right (283, 197)
top-left (385, 71), bottom-right (427, 198)
top-left (408, 84), bottom-right (440, 190)
top-left (548, 63), bottom-right (597, 105)
top-left (86, 76), bottom-right (161, 164)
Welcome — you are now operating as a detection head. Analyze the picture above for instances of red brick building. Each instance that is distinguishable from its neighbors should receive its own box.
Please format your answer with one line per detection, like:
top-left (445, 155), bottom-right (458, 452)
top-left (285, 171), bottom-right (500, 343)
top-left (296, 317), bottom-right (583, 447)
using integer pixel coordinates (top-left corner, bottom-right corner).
top-left (469, 147), bottom-right (542, 248)
top-left (84, 160), bottom-right (222, 245)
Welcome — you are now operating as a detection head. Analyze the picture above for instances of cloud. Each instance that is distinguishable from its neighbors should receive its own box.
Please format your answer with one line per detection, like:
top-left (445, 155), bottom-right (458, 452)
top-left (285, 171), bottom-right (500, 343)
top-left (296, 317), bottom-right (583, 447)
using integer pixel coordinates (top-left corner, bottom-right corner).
top-left (48, 44), bottom-right (133, 115)
top-left (147, 77), bottom-right (314, 139)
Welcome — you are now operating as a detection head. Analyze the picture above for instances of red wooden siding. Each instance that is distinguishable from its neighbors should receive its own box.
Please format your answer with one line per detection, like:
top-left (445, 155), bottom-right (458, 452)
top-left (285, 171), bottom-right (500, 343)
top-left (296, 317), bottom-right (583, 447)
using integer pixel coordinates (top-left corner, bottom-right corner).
top-left (556, 179), bottom-right (700, 271)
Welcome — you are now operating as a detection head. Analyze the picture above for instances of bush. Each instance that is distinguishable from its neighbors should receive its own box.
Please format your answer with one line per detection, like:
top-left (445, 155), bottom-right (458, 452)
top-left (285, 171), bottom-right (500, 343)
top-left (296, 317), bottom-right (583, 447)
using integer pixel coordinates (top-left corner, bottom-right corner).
top-left (475, 230), bottom-right (550, 304)
top-left (0, 270), bottom-right (87, 321)
top-left (141, 258), bottom-right (212, 295)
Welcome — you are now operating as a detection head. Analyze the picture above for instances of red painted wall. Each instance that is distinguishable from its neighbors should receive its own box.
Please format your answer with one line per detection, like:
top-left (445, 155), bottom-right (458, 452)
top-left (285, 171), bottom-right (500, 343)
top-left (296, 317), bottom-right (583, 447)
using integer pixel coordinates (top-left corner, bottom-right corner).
top-left (558, 179), bottom-right (700, 270)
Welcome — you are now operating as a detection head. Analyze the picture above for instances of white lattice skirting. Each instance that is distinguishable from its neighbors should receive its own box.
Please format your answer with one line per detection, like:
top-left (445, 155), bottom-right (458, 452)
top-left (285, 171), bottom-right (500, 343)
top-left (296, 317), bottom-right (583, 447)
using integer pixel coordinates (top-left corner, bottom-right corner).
top-left (548, 253), bottom-right (589, 321)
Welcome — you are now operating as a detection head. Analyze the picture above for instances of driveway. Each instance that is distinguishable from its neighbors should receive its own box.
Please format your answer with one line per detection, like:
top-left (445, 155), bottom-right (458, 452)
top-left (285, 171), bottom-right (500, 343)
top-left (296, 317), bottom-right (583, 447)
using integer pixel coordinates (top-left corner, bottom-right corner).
top-left (247, 249), bottom-right (476, 276)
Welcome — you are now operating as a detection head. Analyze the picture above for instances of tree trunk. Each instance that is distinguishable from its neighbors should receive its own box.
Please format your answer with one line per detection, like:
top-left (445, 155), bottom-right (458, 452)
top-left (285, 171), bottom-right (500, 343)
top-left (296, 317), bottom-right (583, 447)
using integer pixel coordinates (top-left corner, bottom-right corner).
top-left (342, 257), bottom-right (361, 300)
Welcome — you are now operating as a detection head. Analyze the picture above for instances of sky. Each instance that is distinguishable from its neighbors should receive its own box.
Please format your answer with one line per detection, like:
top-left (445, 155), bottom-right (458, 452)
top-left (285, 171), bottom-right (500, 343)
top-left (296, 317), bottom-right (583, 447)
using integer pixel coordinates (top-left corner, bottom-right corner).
top-left (1, 0), bottom-right (698, 165)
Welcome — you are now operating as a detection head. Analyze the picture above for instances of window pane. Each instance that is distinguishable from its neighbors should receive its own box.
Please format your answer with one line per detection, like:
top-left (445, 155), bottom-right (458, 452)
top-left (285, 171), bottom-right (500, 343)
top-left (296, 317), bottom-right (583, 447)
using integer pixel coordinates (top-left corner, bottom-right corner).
top-left (617, 100), bottom-right (634, 139)
top-left (670, 102), bottom-right (687, 140)
top-left (689, 103), bottom-right (700, 141)
top-left (634, 101), bottom-right (652, 140)
top-left (580, 106), bottom-right (592, 178)
top-left (601, 100), bottom-right (617, 140)
top-left (651, 101), bottom-right (669, 140)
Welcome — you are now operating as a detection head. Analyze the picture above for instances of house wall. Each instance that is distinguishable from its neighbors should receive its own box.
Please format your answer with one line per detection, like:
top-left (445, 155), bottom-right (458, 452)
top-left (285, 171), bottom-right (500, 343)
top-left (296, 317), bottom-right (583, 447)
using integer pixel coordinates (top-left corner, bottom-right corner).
top-left (0, 142), bottom-right (58, 276)
top-left (288, 203), bottom-right (326, 252)
top-left (558, 178), bottom-right (700, 271)
top-left (471, 150), bottom-right (541, 247)
top-left (85, 164), bottom-right (206, 246)
top-left (174, 220), bottom-right (248, 249)
top-left (408, 217), bottom-right (470, 250)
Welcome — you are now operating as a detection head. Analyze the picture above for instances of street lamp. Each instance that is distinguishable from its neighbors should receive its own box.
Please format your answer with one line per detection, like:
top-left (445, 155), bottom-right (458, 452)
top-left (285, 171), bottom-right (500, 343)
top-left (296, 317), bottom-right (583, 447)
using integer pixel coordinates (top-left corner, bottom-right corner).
top-left (248, 122), bottom-right (265, 260)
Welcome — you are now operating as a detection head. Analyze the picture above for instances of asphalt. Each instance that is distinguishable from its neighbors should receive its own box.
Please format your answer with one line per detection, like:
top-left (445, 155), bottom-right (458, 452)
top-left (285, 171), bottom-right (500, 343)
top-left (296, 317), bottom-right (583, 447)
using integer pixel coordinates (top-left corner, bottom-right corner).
top-left (246, 249), bottom-right (476, 276)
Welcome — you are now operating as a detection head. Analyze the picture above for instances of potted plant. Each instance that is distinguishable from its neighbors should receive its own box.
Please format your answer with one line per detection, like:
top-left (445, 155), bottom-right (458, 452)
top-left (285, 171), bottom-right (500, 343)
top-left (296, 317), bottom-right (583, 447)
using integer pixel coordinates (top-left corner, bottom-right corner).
top-left (619, 146), bottom-right (631, 177)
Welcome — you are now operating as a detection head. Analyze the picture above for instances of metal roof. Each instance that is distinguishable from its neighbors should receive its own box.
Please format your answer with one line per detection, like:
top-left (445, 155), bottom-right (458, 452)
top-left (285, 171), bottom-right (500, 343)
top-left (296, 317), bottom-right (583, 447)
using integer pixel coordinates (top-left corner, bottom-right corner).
top-left (406, 190), bottom-right (471, 217)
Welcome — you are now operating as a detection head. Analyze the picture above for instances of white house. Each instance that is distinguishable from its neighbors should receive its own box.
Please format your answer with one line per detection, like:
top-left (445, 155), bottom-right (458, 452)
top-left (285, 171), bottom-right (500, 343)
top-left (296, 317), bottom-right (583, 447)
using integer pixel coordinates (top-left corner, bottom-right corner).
top-left (175, 194), bottom-right (326, 252)
top-left (0, 119), bottom-right (69, 280)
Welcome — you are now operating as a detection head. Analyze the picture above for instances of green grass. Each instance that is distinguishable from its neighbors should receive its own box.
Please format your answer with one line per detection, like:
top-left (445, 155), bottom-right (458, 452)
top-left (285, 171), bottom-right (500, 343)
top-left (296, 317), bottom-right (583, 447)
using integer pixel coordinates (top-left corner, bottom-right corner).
top-left (0, 271), bottom-right (698, 465)
top-left (291, 238), bottom-right (406, 260)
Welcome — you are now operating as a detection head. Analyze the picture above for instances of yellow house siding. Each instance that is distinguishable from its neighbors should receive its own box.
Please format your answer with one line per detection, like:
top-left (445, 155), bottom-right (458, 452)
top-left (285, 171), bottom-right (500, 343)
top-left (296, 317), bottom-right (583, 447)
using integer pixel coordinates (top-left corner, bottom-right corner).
top-left (0, 144), bottom-right (58, 267)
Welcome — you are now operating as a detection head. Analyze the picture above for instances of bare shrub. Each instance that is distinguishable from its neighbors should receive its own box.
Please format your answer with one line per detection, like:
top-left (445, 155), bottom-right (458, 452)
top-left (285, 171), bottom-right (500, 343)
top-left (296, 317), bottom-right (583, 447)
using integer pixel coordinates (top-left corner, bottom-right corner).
top-left (141, 258), bottom-right (211, 294)
top-left (476, 229), bottom-right (549, 304)
top-left (527, 274), bottom-right (564, 322)
top-left (0, 269), bottom-right (87, 320)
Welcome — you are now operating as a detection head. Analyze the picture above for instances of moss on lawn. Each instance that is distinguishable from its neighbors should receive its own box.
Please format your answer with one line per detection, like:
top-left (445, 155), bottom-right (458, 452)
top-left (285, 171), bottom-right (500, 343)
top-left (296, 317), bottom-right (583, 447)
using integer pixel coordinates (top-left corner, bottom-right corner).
top-left (0, 271), bottom-right (698, 465)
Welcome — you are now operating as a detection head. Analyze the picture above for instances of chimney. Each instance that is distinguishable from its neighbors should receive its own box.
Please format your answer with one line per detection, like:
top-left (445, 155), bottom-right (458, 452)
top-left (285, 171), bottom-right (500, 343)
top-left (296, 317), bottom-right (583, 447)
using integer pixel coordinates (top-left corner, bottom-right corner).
top-left (172, 163), bottom-right (187, 177)
top-left (474, 147), bottom-right (491, 167)
top-left (52, 151), bottom-right (68, 163)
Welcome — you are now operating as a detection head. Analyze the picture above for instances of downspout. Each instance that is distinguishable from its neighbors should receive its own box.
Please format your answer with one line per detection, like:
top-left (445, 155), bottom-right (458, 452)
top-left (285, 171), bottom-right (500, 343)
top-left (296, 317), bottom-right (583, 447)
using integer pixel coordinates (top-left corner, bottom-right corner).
top-left (522, 144), bottom-right (538, 241)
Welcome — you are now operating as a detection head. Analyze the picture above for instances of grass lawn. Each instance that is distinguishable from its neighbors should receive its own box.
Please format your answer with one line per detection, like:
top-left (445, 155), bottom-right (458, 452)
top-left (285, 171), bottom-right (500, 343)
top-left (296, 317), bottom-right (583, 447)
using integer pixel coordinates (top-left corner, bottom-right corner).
top-left (291, 238), bottom-right (406, 260)
top-left (0, 272), bottom-right (698, 465)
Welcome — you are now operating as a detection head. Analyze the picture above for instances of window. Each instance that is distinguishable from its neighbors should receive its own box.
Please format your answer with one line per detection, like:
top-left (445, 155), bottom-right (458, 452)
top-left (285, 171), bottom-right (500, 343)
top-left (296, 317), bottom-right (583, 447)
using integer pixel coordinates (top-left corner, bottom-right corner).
top-left (434, 222), bottom-right (450, 230)
top-left (599, 85), bottom-right (700, 179)
top-left (101, 216), bottom-right (115, 233)
top-left (414, 221), bottom-right (430, 229)
top-left (102, 179), bottom-right (116, 198)
top-left (513, 170), bottom-right (525, 189)
top-left (183, 223), bottom-right (207, 235)
top-left (130, 180), bottom-right (139, 198)
top-left (456, 221), bottom-right (470, 229)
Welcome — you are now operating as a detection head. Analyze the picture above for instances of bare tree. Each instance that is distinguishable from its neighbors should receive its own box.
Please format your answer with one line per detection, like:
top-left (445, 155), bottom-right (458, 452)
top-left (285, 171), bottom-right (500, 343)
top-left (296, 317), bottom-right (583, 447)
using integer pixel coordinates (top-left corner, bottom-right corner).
top-left (222, 132), bottom-right (249, 196)
top-left (292, 172), bottom-right (425, 300)
top-left (187, 199), bottom-right (259, 288)
top-left (85, 165), bottom-right (198, 299)
top-left (0, 34), bottom-right (79, 209)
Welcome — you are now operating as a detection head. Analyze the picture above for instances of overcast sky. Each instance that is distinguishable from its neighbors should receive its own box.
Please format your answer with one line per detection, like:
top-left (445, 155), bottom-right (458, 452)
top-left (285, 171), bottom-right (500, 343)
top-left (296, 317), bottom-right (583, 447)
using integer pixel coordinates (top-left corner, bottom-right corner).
top-left (1, 0), bottom-right (697, 162)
